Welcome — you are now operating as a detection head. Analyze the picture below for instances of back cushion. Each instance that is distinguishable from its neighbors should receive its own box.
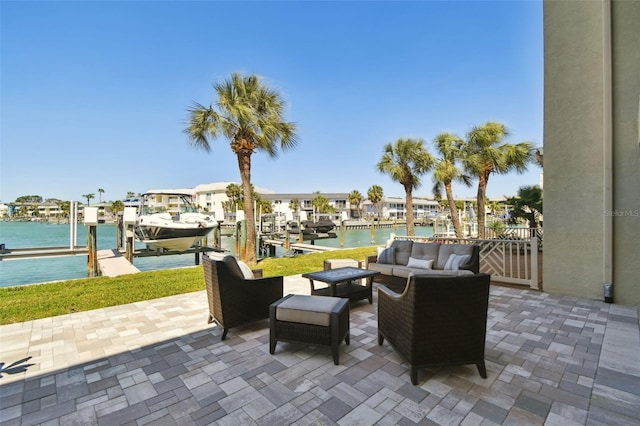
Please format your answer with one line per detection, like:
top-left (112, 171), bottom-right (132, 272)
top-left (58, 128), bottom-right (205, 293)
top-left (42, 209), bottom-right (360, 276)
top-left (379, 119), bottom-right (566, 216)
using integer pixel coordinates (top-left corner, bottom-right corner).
top-left (222, 255), bottom-right (244, 278)
top-left (390, 240), bottom-right (413, 266)
top-left (410, 243), bottom-right (440, 263)
top-left (436, 244), bottom-right (473, 270)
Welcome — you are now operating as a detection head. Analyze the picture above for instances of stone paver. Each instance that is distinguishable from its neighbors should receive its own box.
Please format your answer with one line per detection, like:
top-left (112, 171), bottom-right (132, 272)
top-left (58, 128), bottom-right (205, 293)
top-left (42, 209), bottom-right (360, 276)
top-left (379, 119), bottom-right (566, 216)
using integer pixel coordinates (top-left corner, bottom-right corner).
top-left (1, 275), bottom-right (639, 425)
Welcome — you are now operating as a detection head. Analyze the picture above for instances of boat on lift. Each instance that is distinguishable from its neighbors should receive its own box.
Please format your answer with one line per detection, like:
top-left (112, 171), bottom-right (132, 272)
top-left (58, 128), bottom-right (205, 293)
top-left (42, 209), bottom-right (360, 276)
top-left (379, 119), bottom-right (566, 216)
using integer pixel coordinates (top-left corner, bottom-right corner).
top-left (301, 217), bottom-right (336, 233)
top-left (135, 192), bottom-right (217, 251)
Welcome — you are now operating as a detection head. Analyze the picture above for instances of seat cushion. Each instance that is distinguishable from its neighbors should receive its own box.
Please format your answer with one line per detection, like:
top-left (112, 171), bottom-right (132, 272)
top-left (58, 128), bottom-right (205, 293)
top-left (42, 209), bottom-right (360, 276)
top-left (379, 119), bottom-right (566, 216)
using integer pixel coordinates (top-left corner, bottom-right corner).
top-left (367, 262), bottom-right (394, 275)
top-left (276, 295), bottom-right (342, 326)
top-left (393, 266), bottom-right (475, 278)
top-left (326, 259), bottom-right (361, 269)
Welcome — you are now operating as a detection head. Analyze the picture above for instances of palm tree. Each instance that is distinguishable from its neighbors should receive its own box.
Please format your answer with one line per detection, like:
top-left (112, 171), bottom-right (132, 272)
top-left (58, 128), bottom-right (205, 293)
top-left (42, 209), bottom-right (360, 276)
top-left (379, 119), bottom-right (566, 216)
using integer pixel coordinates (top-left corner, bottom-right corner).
top-left (257, 199), bottom-right (273, 214)
top-left (289, 198), bottom-right (300, 214)
top-left (83, 193), bottom-right (95, 206)
top-left (348, 190), bottom-right (363, 219)
top-left (225, 183), bottom-right (243, 211)
top-left (506, 185), bottom-right (543, 229)
top-left (312, 194), bottom-right (335, 214)
top-left (126, 191), bottom-right (135, 199)
top-left (377, 138), bottom-right (435, 236)
top-left (431, 133), bottom-right (472, 238)
top-left (111, 200), bottom-right (125, 215)
top-left (461, 122), bottom-right (532, 239)
top-left (185, 73), bottom-right (298, 264)
top-left (98, 188), bottom-right (105, 203)
top-left (367, 185), bottom-right (384, 220)
top-left (367, 185), bottom-right (384, 244)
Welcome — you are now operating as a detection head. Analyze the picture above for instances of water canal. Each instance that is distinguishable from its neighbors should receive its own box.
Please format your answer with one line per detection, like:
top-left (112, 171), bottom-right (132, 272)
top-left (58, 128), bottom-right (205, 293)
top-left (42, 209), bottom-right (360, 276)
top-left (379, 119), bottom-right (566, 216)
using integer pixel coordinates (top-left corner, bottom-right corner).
top-left (0, 221), bottom-right (434, 287)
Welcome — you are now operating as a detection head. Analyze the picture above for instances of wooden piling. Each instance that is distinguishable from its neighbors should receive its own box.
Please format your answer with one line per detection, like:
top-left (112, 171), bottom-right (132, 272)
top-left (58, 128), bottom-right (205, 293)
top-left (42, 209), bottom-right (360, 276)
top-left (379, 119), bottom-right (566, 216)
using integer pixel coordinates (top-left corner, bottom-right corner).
top-left (87, 225), bottom-right (99, 277)
top-left (370, 218), bottom-right (376, 244)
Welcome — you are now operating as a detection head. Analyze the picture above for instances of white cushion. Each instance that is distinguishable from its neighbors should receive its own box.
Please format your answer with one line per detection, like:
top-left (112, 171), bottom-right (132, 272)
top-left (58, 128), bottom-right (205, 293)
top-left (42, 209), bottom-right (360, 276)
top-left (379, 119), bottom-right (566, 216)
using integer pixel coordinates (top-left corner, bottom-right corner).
top-left (406, 257), bottom-right (434, 269)
top-left (444, 254), bottom-right (471, 270)
top-left (207, 251), bottom-right (227, 261)
top-left (326, 259), bottom-right (360, 269)
top-left (237, 261), bottom-right (255, 279)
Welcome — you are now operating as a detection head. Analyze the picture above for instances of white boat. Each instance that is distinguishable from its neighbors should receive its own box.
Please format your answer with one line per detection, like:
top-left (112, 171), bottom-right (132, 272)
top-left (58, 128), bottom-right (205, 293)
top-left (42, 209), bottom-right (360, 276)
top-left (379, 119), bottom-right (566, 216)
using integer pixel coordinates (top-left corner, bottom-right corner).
top-left (135, 192), bottom-right (217, 251)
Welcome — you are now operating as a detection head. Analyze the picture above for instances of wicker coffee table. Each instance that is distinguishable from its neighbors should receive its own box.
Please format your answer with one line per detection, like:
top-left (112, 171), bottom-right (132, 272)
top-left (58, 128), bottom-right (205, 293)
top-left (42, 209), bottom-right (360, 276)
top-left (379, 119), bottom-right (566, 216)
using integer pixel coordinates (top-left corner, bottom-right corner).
top-left (302, 267), bottom-right (379, 304)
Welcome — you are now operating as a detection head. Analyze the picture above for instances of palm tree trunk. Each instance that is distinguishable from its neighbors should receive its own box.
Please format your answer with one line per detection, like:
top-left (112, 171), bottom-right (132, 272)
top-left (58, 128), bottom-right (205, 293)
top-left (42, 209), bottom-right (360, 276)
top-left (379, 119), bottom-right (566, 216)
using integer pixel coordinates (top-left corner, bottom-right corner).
top-left (405, 185), bottom-right (415, 236)
top-left (238, 152), bottom-right (257, 265)
top-left (445, 183), bottom-right (463, 238)
top-left (477, 173), bottom-right (489, 239)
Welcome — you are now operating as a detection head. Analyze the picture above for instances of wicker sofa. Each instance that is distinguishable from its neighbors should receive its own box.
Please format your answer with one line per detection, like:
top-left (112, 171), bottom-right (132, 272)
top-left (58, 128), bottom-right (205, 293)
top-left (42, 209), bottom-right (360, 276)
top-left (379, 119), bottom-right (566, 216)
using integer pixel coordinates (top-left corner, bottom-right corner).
top-left (203, 254), bottom-right (283, 340)
top-left (366, 239), bottom-right (480, 293)
top-left (378, 273), bottom-right (491, 385)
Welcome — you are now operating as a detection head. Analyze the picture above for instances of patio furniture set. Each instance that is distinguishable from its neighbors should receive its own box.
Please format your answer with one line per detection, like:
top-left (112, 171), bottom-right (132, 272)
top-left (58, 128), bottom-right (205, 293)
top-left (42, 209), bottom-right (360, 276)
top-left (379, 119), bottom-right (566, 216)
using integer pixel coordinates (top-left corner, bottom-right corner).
top-left (202, 247), bottom-right (490, 385)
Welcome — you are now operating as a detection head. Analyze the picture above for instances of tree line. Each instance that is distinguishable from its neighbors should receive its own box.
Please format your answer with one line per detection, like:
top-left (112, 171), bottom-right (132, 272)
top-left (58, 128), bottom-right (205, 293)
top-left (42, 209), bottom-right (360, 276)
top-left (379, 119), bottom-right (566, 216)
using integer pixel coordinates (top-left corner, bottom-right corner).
top-left (185, 72), bottom-right (542, 264)
top-left (7, 73), bottom-right (542, 262)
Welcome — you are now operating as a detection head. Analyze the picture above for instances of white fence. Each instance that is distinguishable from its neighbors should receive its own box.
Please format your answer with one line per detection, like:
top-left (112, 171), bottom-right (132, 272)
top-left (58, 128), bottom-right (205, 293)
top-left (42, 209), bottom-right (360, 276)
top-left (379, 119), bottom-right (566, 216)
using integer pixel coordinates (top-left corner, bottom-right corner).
top-left (393, 235), bottom-right (541, 290)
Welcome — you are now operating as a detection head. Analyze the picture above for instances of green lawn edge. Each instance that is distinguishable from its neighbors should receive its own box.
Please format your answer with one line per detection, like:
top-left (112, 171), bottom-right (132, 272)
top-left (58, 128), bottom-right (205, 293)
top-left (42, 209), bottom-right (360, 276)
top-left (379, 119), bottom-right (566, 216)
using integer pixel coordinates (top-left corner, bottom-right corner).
top-left (0, 247), bottom-right (377, 325)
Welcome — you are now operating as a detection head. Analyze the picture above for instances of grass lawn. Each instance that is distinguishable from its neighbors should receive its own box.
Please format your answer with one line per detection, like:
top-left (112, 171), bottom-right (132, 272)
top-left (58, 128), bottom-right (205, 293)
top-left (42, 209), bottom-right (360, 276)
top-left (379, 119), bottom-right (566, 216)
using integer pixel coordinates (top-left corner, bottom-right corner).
top-left (0, 247), bottom-right (377, 325)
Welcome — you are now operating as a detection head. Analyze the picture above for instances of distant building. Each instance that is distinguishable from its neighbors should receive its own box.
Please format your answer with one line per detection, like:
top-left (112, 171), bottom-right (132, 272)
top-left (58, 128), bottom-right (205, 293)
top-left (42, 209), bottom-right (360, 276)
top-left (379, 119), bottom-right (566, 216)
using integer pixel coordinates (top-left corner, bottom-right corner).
top-left (363, 197), bottom-right (439, 220)
top-left (145, 182), bottom-right (504, 222)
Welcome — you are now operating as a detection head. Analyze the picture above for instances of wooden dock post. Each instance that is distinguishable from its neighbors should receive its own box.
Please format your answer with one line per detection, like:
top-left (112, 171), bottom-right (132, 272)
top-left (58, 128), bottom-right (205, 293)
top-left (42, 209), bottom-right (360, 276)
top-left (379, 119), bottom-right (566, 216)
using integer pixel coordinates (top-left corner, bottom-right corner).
top-left (125, 230), bottom-right (134, 263)
top-left (85, 207), bottom-right (99, 277)
top-left (370, 218), bottom-right (376, 244)
top-left (123, 207), bottom-right (138, 264)
top-left (88, 225), bottom-right (98, 277)
top-left (285, 229), bottom-right (290, 256)
top-left (116, 214), bottom-right (124, 251)
top-left (340, 212), bottom-right (347, 248)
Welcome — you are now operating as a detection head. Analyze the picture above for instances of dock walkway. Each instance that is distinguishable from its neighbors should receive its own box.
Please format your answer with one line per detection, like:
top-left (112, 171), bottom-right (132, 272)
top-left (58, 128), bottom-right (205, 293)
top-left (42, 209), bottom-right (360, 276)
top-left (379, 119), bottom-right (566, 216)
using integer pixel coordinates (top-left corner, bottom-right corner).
top-left (262, 239), bottom-right (338, 253)
top-left (96, 249), bottom-right (140, 277)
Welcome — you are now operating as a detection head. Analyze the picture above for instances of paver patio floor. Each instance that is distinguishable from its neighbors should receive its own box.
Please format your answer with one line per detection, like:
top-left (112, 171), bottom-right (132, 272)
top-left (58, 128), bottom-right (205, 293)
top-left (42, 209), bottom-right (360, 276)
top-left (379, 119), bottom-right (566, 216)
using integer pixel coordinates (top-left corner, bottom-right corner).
top-left (1, 275), bottom-right (639, 425)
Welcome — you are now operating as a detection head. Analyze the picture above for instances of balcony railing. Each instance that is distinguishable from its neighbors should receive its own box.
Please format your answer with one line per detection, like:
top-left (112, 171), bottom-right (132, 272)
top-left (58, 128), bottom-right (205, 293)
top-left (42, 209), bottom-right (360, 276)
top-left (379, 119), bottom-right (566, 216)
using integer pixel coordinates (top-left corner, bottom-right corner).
top-left (393, 235), bottom-right (542, 290)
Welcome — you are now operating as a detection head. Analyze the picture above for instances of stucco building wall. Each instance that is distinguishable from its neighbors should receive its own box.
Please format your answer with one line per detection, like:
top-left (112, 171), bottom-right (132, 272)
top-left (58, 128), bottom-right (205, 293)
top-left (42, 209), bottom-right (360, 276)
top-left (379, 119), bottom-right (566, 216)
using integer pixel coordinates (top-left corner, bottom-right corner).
top-left (543, 0), bottom-right (640, 305)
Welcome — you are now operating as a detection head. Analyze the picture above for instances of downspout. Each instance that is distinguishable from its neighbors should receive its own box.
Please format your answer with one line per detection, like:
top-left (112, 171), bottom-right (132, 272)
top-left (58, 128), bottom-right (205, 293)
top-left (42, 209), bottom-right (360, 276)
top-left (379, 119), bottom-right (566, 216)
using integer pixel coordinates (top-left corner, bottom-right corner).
top-left (603, 0), bottom-right (614, 302)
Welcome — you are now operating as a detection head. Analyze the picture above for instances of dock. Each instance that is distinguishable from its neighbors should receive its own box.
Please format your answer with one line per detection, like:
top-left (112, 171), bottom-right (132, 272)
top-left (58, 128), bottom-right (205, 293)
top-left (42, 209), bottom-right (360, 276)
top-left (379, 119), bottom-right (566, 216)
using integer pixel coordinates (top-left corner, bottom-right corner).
top-left (261, 239), bottom-right (338, 253)
top-left (97, 249), bottom-right (140, 277)
top-left (0, 245), bottom-right (89, 260)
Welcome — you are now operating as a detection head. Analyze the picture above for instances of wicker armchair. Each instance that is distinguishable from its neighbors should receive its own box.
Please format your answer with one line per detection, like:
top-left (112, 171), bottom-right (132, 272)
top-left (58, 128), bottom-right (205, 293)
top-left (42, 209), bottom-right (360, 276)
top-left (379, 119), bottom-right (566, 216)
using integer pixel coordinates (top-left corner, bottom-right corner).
top-left (378, 273), bottom-right (491, 385)
top-left (203, 254), bottom-right (283, 340)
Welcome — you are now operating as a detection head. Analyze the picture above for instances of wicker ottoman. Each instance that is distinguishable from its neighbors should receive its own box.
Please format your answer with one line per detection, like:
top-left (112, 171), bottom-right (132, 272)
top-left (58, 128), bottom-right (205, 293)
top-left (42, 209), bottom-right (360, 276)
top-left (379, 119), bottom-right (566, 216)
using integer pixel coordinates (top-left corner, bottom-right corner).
top-left (270, 294), bottom-right (350, 365)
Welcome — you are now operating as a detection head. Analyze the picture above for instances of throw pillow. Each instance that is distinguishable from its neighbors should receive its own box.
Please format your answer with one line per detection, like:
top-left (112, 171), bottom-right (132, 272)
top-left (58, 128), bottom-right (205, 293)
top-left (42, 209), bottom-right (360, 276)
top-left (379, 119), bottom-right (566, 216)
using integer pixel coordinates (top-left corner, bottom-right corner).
top-left (237, 261), bottom-right (255, 279)
top-left (377, 247), bottom-right (396, 264)
top-left (406, 257), bottom-right (434, 269)
top-left (444, 254), bottom-right (471, 270)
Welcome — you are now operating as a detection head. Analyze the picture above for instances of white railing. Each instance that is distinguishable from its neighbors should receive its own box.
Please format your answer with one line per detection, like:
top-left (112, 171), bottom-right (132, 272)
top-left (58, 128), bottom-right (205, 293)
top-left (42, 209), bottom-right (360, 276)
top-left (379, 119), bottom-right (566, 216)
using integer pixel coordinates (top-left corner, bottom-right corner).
top-left (484, 226), bottom-right (544, 241)
top-left (393, 235), bottom-right (541, 290)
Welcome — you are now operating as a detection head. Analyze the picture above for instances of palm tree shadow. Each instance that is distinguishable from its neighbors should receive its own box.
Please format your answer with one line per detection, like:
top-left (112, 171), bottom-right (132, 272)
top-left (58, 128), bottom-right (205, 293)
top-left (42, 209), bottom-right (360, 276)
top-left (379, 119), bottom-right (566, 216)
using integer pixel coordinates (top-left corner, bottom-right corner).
top-left (0, 357), bottom-right (34, 379)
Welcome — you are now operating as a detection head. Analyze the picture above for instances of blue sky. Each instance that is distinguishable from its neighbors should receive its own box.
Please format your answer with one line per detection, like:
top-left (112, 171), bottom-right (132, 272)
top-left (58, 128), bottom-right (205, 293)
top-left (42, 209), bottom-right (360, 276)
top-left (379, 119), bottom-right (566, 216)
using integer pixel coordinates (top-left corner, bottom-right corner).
top-left (1, 0), bottom-right (543, 204)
